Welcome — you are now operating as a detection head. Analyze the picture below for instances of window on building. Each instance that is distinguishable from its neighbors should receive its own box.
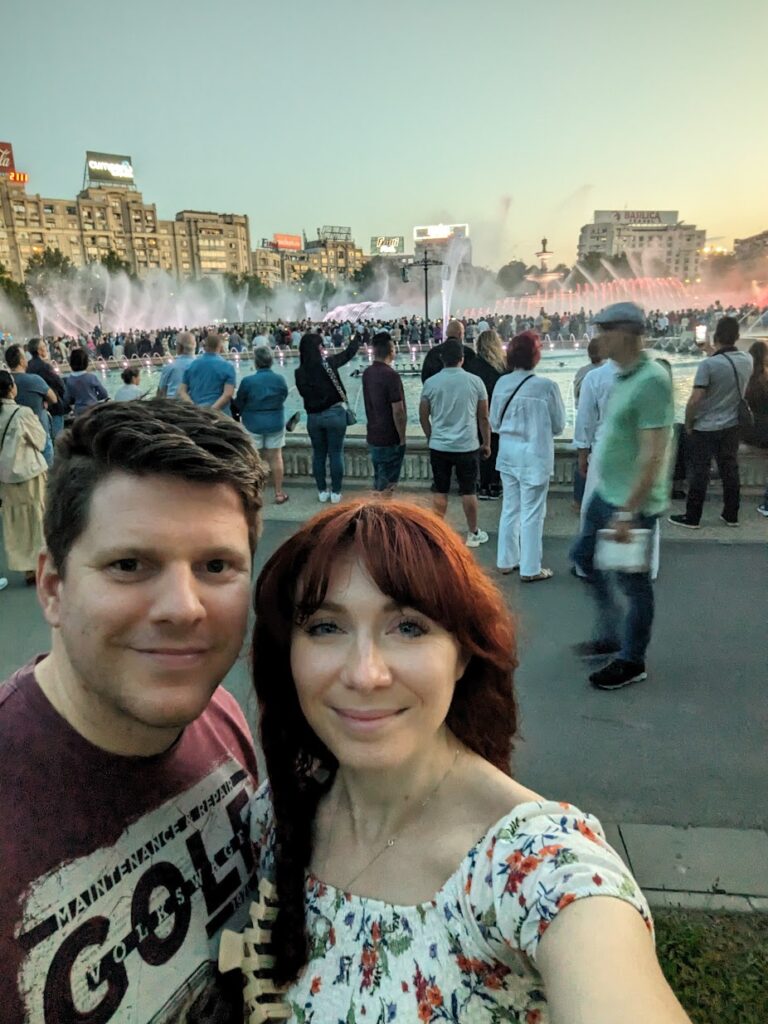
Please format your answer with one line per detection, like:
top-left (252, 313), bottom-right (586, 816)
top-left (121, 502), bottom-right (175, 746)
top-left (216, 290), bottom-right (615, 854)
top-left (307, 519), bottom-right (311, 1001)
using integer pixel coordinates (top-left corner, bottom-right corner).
top-left (66, 206), bottom-right (76, 215)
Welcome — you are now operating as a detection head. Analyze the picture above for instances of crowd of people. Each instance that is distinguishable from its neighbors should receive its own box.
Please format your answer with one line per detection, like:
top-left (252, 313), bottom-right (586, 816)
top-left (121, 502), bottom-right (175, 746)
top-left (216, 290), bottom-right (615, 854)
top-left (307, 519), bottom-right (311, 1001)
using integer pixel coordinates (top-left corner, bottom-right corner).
top-left (1, 302), bottom-right (767, 600)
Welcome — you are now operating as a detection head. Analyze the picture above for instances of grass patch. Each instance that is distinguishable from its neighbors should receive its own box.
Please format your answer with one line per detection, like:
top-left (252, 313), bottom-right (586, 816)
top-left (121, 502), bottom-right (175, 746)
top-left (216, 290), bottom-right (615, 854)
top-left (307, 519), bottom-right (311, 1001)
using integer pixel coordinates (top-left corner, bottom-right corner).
top-left (655, 909), bottom-right (767, 1023)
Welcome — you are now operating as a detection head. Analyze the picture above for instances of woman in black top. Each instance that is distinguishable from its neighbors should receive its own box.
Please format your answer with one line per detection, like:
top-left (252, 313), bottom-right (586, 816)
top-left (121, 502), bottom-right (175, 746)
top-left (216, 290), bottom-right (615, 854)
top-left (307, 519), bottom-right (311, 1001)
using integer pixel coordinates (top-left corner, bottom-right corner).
top-left (295, 332), bottom-right (362, 502)
top-left (474, 330), bottom-right (507, 499)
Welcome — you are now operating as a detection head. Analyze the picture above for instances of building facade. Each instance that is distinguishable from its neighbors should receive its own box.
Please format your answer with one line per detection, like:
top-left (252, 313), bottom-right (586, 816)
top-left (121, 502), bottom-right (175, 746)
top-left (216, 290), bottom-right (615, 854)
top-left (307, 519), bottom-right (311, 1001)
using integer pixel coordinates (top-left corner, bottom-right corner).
top-left (577, 211), bottom-right (705, 281)
top-left (0, 148), bottom-right (251, 283)
top-left (413, 223), bottom-right (472, 264)
top-left (734, 229), bottom-right (768, 264)
top-left (250, 227), bottom-right (367, 287)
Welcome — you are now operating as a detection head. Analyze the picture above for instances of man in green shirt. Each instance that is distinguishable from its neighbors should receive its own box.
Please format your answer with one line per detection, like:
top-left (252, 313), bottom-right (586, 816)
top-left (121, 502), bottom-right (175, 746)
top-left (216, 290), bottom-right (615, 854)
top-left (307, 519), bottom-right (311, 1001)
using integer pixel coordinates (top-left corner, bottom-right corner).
top-left (571, 303), bottom-right (674, 691)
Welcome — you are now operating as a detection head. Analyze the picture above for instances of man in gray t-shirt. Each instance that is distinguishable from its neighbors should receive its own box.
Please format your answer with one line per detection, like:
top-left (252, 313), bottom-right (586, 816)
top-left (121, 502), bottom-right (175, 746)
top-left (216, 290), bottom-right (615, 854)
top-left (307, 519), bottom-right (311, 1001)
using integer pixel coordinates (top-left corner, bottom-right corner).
top-left (419, 336), bottom-right (491, 547)
top-left (669, 316), bottom-right (753, 528)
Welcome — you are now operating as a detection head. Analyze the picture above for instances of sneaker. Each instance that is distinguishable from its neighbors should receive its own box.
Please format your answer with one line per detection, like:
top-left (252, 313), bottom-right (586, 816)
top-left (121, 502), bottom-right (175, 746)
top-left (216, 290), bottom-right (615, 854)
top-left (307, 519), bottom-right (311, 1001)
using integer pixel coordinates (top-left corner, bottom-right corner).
top-left (590, 659), bottom-right (647, 690)
top-left (466, 529), bottom-right (489, 547)
top-left (719, 516), bottom-right (739, 527)
top-left (0, 577), bottom-right (7, 592)
top-left (477, 488), bottom-right (493, 501)
top-left (573, 639), bottom-right (621, 660)
top-left (668, 514), bottom-right (700, 529)
top-left (758, 504), bottom-right (768, 518)
top-left (330, 493), bottom-right (342, 504)
top-left (318, 491), bottom-right (330, 503)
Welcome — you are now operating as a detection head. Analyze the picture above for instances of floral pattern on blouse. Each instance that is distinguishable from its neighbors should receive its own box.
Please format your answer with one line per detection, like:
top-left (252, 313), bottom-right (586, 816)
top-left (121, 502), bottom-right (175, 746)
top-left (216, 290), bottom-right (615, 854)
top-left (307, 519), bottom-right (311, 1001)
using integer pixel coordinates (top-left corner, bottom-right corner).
top-left (246, 784), bottom-right (652, 1023)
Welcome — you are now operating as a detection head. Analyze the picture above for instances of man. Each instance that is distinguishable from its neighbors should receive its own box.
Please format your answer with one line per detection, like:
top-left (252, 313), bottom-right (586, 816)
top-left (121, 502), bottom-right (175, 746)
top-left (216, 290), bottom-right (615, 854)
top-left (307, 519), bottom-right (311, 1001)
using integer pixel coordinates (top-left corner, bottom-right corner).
top-left (571, 302), bottom-right (674, 691)
top-left (157, 331), bottom-right (197, 398)
top-left (669, 315), bottom-right (752, 528)
top-left (419, 337), bottom-right (491, 547)
top-left (0, 400), bottom-right (266, 1023)
top-left (362, 332), bottom-right (407, 495)
top-left (26, 336), bottom-right (68, 438)
top-left (571, 337), bottom-right (606, 511)
top-left (5, 343), bottom-right (58, 465)
top-left (179, 332), bottom-right (236, 414)
top-left (420, 319), bottom-right (481, 382)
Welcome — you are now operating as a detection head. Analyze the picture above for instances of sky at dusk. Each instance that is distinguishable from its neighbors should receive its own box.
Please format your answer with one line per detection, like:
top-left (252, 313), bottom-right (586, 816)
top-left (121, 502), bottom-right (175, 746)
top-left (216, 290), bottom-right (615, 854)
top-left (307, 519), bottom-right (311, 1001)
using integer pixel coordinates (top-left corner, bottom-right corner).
top-left (4, 0), bottom-right (768, 268)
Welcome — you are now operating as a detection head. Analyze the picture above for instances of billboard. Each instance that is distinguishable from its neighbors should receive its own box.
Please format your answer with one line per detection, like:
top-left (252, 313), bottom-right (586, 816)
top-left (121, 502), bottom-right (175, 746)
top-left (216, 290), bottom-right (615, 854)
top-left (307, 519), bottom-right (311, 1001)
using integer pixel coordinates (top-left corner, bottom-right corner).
top-left (85, 151), bottom-right (135, 185)
top-left (370, 235), bottom-right (405, 255)
top-left (0, 142), bottom-right (16, 175)
top-left (413, 223), bottom-right (469, 242)
top-left (273, 233), bottom-right (302, 251)
top-left (594, 210), bottom-right (678, 227)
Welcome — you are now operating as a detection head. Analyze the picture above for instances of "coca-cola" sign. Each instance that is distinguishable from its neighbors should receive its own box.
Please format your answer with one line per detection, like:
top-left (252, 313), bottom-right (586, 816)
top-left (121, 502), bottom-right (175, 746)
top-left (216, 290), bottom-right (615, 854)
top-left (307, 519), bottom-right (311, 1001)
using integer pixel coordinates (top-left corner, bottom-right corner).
top-left (0, 142), bottom-right (16, 175)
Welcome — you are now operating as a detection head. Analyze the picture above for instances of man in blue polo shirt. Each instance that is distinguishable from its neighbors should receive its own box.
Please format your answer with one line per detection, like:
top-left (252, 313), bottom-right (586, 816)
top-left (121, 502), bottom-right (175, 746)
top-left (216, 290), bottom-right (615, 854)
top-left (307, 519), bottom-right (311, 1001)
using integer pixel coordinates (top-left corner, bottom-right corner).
top-left (178, 332), bottom-right (236, 415)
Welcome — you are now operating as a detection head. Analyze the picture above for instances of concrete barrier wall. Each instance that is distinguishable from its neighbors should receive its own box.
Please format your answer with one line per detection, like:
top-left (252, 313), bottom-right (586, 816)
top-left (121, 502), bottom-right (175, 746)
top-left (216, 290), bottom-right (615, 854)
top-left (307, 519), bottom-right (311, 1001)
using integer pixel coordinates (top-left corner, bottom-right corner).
top-left (282, 435), bottom-right (768, 493)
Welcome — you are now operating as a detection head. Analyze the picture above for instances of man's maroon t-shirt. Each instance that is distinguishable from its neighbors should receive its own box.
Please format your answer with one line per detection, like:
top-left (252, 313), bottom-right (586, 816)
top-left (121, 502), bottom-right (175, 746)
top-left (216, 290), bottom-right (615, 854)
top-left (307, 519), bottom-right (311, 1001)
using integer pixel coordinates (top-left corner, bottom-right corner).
top-left (0, 659), bottom-right (259, 1024)
top-left (362, 361), bottom-right (405, 447)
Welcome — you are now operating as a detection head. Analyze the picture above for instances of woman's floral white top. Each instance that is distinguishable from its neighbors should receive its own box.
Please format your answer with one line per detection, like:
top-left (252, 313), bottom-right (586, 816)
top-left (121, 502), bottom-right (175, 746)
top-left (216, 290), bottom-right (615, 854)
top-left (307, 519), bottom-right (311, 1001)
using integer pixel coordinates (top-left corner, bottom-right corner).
top-left (244, 783), bottom-right (652, 1023)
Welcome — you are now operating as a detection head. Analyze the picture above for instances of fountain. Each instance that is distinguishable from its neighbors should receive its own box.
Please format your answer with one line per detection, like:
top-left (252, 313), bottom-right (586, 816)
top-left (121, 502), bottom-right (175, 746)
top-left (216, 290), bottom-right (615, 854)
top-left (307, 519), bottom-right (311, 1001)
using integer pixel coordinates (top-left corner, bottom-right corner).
top-left (440, 234), bottom-right (472, 337)
top-left (524, 237), bottom-right (565, 294)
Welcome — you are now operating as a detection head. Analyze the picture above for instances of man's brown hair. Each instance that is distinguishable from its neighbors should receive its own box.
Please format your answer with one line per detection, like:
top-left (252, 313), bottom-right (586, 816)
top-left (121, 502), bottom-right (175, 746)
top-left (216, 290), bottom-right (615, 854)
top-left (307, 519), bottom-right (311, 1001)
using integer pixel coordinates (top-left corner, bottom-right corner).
top-left (45, 399), bottom-right (266, 573)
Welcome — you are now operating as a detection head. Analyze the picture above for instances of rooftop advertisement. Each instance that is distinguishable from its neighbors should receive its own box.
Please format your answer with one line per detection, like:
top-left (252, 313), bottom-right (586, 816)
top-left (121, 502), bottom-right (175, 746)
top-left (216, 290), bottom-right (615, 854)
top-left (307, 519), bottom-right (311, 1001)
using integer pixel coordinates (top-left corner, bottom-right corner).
top-left (85, 151), bottom-right (135, 185)
top-left (370, 235), bottom-right (405, 255)
top-left (273, 233), bottom-right (302, 251)
top-left (0, 142), bottom-right (16, 175)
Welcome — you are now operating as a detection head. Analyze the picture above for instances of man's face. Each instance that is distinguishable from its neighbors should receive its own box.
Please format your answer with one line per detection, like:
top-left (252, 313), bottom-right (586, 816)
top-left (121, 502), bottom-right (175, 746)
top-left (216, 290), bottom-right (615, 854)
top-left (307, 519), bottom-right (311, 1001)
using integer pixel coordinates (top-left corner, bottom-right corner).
top-left (38, 473), bottom-right (253, 749)
top-left (597, 327), bottom-right (622, 361)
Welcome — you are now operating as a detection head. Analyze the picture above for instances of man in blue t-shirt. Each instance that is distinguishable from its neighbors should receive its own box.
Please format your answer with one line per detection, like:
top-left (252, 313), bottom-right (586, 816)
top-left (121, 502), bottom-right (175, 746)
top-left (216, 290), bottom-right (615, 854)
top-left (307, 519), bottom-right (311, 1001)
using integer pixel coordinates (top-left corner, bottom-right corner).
top-left (157, 332), bottom-right (197, 398)
top-left (178, 333), bottom-right (236, 415)
top-left (5, 344), bottom-right (58, 465)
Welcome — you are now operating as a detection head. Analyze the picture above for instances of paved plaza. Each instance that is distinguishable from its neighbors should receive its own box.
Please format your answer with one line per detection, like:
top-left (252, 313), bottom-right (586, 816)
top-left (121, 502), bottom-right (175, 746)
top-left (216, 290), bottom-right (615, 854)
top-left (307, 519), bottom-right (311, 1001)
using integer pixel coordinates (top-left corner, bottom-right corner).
top-left (1, 489), bottom-right (765, 908)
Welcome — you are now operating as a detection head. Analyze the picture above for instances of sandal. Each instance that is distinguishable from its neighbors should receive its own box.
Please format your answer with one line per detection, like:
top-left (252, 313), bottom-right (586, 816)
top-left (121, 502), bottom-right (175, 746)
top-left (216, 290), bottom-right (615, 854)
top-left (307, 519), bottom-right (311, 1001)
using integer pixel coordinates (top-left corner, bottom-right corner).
top-left (521, 568), bottom-right (553, 582)
top-left (274, 493), bottom-right (290, 505)
top-left (498, 567), bottom-right (519, 575)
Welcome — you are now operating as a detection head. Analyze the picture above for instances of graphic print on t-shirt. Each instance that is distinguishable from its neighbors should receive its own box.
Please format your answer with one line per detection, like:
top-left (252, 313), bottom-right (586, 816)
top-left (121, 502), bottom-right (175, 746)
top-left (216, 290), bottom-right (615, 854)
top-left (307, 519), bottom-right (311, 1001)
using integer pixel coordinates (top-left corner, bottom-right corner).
top-left (14, 763), bottom-right (256, 1024)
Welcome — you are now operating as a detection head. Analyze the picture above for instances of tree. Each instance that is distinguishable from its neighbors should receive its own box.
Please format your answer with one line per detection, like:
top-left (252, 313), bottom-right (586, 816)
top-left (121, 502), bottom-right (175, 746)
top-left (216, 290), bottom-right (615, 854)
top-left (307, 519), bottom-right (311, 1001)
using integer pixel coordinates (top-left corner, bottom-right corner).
top-left (25, 246), bottom-right (75, 297)
top-left (0, 261), bottom-right (33, 316)
top-left (496, 260), bottom-right (528, 295)
top-left (100, 248), bottom-right (131, 275)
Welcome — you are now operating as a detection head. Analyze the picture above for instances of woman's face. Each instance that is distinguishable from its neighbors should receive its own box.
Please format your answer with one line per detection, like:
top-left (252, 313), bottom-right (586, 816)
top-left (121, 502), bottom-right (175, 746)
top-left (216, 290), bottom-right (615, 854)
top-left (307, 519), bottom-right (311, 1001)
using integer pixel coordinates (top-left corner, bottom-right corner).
top-left (290, 555), bottom-right (467, 772)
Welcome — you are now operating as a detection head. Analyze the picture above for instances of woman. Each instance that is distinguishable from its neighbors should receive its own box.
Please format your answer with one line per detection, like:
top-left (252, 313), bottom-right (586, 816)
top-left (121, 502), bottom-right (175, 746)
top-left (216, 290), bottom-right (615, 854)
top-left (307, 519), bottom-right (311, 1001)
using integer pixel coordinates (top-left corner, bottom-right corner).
top-left (0, 371), bottom-right (48, 586)
top-left (744, 340), bottom-right (768, 515)
top-left (113, 366), bottom-right (143, 401)
top-left (223, 500), bottom-right (691, 1023)
top-left (295, 331), bottom-right (361, 503)
top-left (63, 348), bottom-right (108, 415)
top-left (236, 345), bottom-right (290, 505)
top-left (490, 331), bottom-right (565, 581)
top-left (474, 329), bottom-right (507, 499)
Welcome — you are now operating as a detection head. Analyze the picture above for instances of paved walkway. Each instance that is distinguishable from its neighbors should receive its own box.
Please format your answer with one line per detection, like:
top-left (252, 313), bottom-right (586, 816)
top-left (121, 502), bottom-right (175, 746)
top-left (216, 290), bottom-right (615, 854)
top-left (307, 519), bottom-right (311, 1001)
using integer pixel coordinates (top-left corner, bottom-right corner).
top-left (1, 489), bottom-right (765, 911)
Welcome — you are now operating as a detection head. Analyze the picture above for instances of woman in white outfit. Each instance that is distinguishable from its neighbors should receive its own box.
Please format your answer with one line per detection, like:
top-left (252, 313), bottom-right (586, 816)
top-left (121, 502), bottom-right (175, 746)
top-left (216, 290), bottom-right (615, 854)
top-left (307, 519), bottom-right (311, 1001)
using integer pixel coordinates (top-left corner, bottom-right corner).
top-left (490, 332), bottom-right (565, 581)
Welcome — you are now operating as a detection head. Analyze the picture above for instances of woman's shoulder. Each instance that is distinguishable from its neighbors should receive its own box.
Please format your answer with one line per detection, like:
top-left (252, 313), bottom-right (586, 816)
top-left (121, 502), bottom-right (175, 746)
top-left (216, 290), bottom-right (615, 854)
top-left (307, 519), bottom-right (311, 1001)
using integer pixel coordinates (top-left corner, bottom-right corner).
top-left (458, 796), bottom-right (651, 962)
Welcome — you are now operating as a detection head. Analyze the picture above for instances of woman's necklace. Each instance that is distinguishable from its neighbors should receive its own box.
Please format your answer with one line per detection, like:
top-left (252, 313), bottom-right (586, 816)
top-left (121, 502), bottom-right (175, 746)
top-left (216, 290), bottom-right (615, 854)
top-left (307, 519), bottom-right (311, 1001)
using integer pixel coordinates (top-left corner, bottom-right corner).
top-left (323, 747), bottom-right (462, 892)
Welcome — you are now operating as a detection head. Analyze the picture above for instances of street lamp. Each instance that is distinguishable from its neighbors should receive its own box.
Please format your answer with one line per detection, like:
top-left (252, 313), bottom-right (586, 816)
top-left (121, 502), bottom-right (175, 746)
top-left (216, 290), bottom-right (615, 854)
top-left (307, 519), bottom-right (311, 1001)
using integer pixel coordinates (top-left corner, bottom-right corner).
top-left (401, 249), bottom-right (443, 341)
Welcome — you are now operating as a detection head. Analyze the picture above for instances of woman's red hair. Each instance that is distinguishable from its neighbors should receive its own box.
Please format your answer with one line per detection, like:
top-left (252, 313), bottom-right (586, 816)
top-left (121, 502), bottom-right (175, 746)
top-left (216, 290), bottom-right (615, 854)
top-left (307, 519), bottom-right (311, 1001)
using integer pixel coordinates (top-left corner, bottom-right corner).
top-left (251, 499), bottom-right (519, 984)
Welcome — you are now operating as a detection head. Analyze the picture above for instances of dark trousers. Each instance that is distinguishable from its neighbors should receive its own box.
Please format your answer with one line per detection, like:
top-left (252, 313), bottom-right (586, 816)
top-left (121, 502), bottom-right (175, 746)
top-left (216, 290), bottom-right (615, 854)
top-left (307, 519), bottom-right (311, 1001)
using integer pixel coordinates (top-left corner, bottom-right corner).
top-left (685, 426), bottom-right (741, 524)
top-left (479, 432), bottom-right (501, 493)
top-left (571, 493), bottom-right (657, 664)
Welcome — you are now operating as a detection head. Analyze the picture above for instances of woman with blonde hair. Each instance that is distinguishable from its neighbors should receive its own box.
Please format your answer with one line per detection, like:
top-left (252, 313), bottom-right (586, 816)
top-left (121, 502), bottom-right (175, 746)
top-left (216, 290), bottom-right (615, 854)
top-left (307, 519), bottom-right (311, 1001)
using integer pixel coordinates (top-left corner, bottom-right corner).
top-left (222, 500), bottom-right (692, 1024)
top-left (474, 329), bottom-right (506, 499)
